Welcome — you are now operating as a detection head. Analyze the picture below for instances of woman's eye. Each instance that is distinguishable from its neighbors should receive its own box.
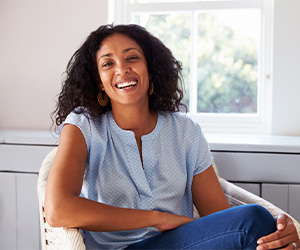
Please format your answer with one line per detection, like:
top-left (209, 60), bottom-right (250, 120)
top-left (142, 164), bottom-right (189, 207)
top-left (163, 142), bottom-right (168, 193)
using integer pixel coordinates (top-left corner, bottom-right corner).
top-left (127, 56), bottom-right (139, 61)
top-left (102, 62), bottom-right (113, 67)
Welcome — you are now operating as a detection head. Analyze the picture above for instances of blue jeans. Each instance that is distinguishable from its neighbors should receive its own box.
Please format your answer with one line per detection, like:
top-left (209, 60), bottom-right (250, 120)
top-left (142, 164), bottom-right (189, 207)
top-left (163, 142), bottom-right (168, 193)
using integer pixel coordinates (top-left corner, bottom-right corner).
top-left (126, 204), bottom-right (276, 250)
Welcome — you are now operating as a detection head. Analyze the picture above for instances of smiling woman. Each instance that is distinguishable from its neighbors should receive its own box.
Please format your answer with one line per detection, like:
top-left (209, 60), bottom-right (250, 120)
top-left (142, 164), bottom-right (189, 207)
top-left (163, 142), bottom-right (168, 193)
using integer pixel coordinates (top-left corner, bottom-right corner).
top-left (96, 33), bottom-right (150, 109)
top-left (45, 23), bottom-right (299, 250)
top-left (52, 24), bottom-right (186, 128)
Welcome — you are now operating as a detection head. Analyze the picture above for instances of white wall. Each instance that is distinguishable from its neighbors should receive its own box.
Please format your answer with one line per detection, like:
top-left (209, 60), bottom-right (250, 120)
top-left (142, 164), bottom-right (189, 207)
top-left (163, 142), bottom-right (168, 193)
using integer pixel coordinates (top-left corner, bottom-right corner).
top-left (0, 0), bottom-right (299, 136)
top-left (0, 0), bottom-right (108, 130)
top-left (271, 0), bottom-right (300, 136)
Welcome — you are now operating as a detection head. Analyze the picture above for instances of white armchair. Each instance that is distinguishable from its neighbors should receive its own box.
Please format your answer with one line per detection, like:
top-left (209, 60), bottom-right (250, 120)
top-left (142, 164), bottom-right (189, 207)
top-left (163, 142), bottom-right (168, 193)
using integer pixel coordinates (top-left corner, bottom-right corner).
top-left (37, 148), bottom-right (85, 250)
top-left (37, 148), bottom-right (300, 250)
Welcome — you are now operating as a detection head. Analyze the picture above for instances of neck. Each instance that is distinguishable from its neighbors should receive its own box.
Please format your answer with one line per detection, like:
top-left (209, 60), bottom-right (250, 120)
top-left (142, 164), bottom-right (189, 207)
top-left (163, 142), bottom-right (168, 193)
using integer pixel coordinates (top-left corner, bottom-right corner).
top-left (111, 104), bottom-right (157, 139)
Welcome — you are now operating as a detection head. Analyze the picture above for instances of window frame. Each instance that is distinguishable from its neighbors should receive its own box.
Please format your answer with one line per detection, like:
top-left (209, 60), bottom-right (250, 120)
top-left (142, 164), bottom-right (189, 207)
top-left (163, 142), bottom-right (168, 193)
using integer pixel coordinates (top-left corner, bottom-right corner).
top-left (109, 0), bottom-right (274, 134)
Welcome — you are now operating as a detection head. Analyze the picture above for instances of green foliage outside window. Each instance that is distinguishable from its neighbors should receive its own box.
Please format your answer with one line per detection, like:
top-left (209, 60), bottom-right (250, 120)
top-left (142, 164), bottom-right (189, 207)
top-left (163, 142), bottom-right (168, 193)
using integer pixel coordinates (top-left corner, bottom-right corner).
top-left (133, 11), bottom-right (258, 113)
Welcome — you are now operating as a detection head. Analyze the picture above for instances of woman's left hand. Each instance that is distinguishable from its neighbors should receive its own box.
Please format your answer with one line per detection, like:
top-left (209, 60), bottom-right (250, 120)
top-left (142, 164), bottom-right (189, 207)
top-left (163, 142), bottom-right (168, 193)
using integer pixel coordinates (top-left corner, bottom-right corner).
top-left (256, 213), bottom-right (300, 250)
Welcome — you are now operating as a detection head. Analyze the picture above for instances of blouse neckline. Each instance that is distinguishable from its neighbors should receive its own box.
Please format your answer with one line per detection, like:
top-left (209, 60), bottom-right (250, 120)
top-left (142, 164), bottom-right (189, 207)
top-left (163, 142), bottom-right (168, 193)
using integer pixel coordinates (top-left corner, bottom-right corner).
top-left (107, 111), bottom-right (162, 142)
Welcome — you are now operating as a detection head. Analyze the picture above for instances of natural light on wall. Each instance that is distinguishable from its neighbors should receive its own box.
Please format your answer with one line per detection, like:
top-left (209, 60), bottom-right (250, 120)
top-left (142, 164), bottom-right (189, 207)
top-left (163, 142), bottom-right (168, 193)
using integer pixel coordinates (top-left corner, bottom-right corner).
top-left (110, 0), bottom-right (273, 134)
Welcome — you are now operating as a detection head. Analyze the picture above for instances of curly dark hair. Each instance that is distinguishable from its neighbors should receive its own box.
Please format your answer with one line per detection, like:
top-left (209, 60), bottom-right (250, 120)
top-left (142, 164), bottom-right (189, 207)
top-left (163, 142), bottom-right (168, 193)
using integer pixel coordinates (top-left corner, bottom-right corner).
top-left (53, 24), bottom-right (186, 127)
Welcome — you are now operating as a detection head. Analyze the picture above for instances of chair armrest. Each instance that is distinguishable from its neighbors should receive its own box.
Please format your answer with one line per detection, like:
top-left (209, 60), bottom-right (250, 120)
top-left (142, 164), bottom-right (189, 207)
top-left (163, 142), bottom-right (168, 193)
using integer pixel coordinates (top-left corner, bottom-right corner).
top-left (44, 225), bottom-right (85, 250)
top-left (219, 178), bottom-right (300, 239)
top-left (39, 201), bottom-right (85, 250)
top-left (37, 147), bottom-right (86, 249)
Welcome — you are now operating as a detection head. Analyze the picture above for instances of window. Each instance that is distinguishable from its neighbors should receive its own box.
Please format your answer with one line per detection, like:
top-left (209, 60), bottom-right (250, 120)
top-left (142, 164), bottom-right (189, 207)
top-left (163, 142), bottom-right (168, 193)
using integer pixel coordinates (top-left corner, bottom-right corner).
top-left (110, 0), bottom-right (273, 133)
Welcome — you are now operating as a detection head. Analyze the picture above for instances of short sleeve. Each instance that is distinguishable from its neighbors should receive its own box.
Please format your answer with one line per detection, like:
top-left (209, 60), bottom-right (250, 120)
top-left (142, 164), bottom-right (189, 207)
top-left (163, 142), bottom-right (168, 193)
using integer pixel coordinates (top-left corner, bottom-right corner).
top-left (193, 123), bottom-right (212, 176)
top-left (60, 111), bottom-right (91, 152)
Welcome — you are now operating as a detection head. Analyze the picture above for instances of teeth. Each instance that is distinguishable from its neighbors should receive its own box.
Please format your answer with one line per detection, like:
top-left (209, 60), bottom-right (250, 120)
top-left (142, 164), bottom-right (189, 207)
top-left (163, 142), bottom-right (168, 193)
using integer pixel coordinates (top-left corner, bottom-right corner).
top-left (117, 81), bottom-right (137, 89)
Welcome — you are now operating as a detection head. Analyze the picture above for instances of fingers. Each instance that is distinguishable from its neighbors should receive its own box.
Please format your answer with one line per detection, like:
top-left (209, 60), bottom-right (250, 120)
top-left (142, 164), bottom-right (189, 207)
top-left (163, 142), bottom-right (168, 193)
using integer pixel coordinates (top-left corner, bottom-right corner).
top-left (258, 220), bottom-right (295, 243)
top-left (156, 212), bottom-right (194, 232)
top-left (279, 243), bottom-right (300, 250)
top-left (285, 242), bottom-right (300, 250)
top-left (257, 233), bottom-right (298, 250)
top-left (256, 214), bottom-right (299, 250)
top-left (275, 244), bottom-right (298, 250)
top-left (277, 214), bottom-right (287, 231)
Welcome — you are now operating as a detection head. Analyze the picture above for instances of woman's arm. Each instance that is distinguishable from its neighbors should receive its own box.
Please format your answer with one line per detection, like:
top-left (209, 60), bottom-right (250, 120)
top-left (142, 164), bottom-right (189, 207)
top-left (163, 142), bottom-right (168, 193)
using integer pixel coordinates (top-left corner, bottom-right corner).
top-left (192, 165), bottom-right (230, 216)
top-left (44, 124), bottom-right (192, 232)
top-left (192, 166), bottom-right (300, 249)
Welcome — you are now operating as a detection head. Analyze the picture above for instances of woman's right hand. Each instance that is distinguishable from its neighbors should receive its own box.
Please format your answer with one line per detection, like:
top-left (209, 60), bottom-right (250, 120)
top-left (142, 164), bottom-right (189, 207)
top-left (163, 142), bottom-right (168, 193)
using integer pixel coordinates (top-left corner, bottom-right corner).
top-left (155, 211), bottom-right (194, 232)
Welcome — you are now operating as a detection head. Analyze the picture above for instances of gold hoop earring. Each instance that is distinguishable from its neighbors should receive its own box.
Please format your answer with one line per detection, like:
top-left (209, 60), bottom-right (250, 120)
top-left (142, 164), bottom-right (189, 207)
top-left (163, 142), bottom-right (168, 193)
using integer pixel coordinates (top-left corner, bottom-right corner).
top-left (97, 91), bottom-right (109, 106)
top-left (148, 81), bottom-right (154, 95)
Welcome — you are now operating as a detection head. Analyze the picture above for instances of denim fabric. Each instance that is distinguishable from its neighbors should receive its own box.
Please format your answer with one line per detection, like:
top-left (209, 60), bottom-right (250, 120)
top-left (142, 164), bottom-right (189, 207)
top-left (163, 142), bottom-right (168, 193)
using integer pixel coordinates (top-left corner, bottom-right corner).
top-left (126, 204), bottom-right (276, 250)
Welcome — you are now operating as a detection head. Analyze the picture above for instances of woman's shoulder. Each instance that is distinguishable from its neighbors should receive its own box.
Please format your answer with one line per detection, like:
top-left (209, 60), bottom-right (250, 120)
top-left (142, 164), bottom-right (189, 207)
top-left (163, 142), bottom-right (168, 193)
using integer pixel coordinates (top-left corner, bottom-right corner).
top-left (64, 108), bottom-right (111, 125)
top-left (65, 107), bottom-right (89, 121)
top-left (62, 108), bottom-right (112, 135)
top-left (160, 111), bottom-right (200, 129)
top-left (62, 109), bottom-right (111, 150)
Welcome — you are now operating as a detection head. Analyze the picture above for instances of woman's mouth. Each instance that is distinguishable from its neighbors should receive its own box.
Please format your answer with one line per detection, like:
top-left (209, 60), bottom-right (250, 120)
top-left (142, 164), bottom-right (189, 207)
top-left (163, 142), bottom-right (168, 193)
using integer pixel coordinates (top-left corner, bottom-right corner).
top-left (116, 81), bottom-right (138, 89)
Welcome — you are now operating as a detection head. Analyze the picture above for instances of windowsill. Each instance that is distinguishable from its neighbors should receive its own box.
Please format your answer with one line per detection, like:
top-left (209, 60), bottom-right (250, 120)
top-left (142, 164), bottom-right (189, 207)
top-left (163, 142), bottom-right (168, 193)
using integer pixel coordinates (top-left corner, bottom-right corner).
top-left (0, 130), bottom-right (59, 145)
top-left (206, 133), bottom-right (300, 153)
top-left (188, 113), bottom-right (271, 135)
top-left (1, 130), bottom-right (300, 154)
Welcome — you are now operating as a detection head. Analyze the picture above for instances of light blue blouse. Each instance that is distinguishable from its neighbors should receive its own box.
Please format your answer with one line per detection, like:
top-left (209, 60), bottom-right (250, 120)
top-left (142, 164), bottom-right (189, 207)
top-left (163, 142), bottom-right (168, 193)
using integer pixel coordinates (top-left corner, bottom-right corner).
top-left (63, 110), bottom-right (212, 249)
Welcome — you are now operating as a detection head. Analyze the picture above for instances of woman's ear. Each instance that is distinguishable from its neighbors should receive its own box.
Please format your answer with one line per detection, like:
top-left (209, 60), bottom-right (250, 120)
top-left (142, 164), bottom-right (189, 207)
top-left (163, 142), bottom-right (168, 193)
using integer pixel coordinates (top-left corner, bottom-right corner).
top-left (98, 82), bottom-right (104, 91)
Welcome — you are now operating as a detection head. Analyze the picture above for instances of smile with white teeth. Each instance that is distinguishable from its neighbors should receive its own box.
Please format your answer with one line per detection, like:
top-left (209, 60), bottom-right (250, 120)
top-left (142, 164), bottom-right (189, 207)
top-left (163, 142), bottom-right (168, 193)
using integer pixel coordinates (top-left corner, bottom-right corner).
top-left (116, 81), bottom-right (137, 89)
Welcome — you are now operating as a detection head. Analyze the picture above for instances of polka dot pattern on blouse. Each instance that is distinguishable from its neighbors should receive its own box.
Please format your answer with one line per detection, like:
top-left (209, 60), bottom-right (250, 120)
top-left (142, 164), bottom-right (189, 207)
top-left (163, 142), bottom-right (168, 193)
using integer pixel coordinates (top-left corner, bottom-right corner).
top-left (63, 110), bottom-right (212, 250)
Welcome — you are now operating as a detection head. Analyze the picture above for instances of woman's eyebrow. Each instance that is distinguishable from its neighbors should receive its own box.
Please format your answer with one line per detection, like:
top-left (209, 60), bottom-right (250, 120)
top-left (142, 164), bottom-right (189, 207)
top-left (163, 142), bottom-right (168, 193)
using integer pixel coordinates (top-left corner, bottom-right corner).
top-left (123, 47), bottom-right (142, 54)
top-left (99, 53), bottom-right (112, 60)
top-left (98, 48), bottom-right (143, 61)
top-left (98, 53), bottom-right (112, 63)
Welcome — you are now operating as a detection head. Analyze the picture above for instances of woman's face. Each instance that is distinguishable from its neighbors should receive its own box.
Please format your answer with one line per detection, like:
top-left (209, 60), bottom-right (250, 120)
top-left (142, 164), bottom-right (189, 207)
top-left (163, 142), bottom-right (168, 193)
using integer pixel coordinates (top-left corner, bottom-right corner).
top-left (96, 33), bottom-right (150, 109)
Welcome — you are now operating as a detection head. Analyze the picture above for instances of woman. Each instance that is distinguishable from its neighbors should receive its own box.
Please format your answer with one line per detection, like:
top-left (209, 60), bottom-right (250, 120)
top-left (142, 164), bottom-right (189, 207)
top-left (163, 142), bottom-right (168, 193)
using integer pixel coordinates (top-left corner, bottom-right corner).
top-left (45, 24), bottom-right (299, 250)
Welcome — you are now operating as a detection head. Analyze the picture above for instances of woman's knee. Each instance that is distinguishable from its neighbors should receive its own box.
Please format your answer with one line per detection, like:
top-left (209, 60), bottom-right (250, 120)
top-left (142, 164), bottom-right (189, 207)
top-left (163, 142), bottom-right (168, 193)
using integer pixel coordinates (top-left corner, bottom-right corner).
top-left (240, 204), bottom-right (275, 223)
top-left (236, 204), bottom-right (276, 236)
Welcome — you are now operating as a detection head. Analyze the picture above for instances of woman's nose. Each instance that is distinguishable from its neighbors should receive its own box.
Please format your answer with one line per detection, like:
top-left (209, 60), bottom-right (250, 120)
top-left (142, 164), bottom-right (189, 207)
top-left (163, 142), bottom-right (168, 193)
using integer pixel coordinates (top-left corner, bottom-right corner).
top-left (115, 62), bottom-right (131, 75)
